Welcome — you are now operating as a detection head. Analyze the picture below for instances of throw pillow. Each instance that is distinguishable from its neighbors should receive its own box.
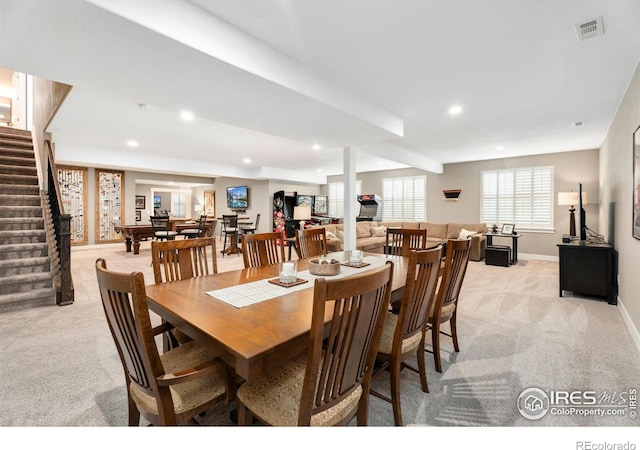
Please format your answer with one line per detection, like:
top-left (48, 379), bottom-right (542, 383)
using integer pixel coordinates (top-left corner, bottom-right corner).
top-left (370, 226), bottom-right (386, 237)
top-left (458, 228), bottom-right (476, 240)
top-left (326, 231), bottom-right (337, 239)
top-left (335, 230), bottom-right (344, 241)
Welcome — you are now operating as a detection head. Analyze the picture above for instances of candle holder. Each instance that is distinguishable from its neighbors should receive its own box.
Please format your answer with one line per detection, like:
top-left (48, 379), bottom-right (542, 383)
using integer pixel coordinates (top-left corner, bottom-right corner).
top-left (279, 261), bottom-right (297, 284)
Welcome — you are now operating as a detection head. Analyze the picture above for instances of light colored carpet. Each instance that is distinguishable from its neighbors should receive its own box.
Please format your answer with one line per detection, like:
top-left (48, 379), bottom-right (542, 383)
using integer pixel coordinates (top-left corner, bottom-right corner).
top-left (0, 238), bottom-right (638, 428)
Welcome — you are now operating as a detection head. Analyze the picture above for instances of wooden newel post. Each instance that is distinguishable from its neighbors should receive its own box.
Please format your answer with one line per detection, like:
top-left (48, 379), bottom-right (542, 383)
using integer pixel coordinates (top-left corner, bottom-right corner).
top-left (58, 213), bottom-right (74, 305)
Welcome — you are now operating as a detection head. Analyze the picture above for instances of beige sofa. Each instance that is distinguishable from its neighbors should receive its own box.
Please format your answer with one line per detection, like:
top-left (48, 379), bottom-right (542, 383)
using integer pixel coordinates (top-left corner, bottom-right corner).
top-left (310, 221), bottom-right (488, 261)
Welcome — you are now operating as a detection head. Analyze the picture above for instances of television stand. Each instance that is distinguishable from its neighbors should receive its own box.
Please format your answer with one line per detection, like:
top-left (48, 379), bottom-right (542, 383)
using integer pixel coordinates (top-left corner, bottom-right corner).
top-left (557, 241), bottom-right (617, 305)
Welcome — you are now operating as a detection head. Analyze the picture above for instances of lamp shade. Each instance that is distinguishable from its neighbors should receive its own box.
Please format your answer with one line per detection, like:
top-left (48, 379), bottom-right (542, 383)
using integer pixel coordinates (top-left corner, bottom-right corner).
top-left (558, 191), bottom-right (587, 206)
top-left (293, 206), bottom-right (311, 220)
top-left (194, 204), bottom-right (203, 212)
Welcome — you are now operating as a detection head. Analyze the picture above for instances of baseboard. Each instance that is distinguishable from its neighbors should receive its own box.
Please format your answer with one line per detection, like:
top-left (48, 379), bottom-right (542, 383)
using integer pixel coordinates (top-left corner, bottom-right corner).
top-left (617, 295), bottom-right (640, 355)
top-left (518, 253), bottom-right (559, 262)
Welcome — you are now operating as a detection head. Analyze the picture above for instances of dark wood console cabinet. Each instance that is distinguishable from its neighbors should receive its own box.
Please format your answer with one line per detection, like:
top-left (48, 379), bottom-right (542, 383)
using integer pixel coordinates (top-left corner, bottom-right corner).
top-left (557, 241), bottom-right (617, 305)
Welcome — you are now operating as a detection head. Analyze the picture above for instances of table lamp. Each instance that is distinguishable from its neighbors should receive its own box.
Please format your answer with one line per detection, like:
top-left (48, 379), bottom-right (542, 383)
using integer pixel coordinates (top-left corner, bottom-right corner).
top-left (558, 191), bottom-right (587, 237)
top-left (293, 206), bottom-right (311, 230)
top-left (194, 204), bottom-right (203, 218)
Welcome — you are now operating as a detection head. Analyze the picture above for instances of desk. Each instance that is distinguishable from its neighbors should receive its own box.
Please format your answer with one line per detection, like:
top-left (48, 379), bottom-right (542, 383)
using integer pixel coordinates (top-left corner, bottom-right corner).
top-left (146, 252), bottom-right (408, 381)
top-left (115, 222), bottom-right (214, 254)
top-left (484, 233), bottom-right (522, 264)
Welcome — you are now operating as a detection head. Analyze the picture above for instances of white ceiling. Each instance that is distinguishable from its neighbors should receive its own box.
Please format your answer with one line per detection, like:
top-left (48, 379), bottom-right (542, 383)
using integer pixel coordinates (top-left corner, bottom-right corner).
top-left (1, 0), bottom-right (639, 184)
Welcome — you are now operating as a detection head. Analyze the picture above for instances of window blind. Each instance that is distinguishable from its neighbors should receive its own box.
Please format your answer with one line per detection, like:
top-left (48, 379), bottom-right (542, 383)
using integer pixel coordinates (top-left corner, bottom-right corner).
top-left (381, 176), bottom-right (426, 221)
top-left (481, 166), bottom-right (553, 229)
top-left (328, 181), bottom-right (361, 217)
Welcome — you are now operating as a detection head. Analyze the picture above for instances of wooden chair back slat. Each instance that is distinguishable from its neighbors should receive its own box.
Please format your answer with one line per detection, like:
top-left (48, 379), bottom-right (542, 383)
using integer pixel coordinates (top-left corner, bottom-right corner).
top-left (295, 227), bottom-right (328, 259)
top-left (241, 231), bottom-right (285, 269)
top-left (385, 228), bottom-right (427, 257)
top-left (151, 237), bottom-right (217, 284)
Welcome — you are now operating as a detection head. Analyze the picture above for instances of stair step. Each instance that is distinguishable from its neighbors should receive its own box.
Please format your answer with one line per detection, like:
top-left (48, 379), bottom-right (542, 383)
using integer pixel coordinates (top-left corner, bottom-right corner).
top-left (0, 242), bottom-right (48, 260)
top-left (0, 217), bottom-right (44, 231)
top-left (0, 146), bottom-right (34, 158)
top-left (0, 230), bottom-right (46, 244)
top-left (0, 138), bottom-right (33, 150)
top-left (0, 184), bottom-right (39, 196)
top-left (0, 165), bottom-right (37, 176)
top-left (0, 257), bottom-right (50, 276)
top-left (0, 206), bottom-right (43, 218)
top-left (0, 154), bottom-right (36, 167)
top-left (0, 194), bottom-right (41, 206)
top-left (0, 271), bottom-right (53, 293)
top-left (0, 127), bottom-right (31, 139)
top-left (0, 287), bottom-right (56, 313)
top-left (0, 173), bottom-right (38, 186)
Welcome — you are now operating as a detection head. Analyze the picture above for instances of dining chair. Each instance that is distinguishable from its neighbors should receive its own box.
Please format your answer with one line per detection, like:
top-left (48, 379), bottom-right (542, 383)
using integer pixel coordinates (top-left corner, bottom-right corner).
top-left (151, 216), bottom-right (178, 241)
top-left (151, 237), bottom-right (218, 284)
top-left (222, 214), bottom-right (239, 256)
top-left (151, 237), bottom-right (218, 348)
top-left (179, 214), bottom-right (208, 239)
top-left (236, 261), bottom-right (394, 426)
top-left (240, 213), bottom-right (260, 235)
top-left (425, 238), bottom-right (472, 373)
top-left (95, 258), bottom-right (235, 426)
top-left (384, 228), bottom-right (427, 257)
top-left (241, 230), bottom-right (285, 269)
top-left (370, 246), bottom-right (443, 426)
top-left (295, 227), bottom-right (327, 259)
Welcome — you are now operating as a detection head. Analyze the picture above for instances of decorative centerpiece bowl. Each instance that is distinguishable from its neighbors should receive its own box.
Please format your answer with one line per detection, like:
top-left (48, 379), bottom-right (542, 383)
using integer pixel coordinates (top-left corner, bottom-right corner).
top-left (308, 257), bottom-right (341, 276)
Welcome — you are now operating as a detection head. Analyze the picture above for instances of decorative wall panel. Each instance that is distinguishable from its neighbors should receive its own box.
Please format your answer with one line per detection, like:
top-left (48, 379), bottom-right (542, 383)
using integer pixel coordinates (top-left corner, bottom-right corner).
top-left (57, 166), bottom-right (88, 245)
top-left (95, 169), bottom-right (124, 243)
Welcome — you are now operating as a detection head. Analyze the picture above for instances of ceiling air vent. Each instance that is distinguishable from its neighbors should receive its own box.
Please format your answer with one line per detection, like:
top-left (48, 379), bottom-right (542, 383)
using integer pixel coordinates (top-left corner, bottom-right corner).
top-left (575, 17), bottom-right (604, 41)
top-left (572, 121), bottom-right (586, 127)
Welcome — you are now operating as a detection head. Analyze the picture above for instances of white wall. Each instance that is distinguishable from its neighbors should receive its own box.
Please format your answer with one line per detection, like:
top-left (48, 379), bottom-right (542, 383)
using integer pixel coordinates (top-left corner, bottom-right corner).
top-left (599, 61), bottom-right (640, 340)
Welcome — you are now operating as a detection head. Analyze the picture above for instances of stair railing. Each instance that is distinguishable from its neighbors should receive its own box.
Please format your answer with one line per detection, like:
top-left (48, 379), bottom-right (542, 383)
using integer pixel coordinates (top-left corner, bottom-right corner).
top-left (45, 139), bottom-right (74, 305)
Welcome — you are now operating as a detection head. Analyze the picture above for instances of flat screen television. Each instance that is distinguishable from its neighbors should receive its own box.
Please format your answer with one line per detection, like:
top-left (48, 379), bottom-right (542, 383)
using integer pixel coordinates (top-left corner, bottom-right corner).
top-left (579, 182), bottom-right (587, 241)
top-left (226, 185), bottom-right (248, 209)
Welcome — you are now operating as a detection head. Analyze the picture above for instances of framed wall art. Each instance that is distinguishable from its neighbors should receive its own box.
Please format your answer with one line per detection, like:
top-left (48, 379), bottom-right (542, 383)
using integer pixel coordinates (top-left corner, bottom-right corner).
top-left (135, 195), bottom-right (145, 209)
top-left (633, 125), bottom-right (640, 239)
top-left (57, 165), bottom-right (88, 245)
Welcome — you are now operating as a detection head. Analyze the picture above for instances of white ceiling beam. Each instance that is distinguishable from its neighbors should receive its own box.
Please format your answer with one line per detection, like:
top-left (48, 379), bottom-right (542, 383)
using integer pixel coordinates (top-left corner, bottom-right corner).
top-left (357, 142), bottom-right (444, 174)
top-left (86, 0), bottom-right (404, 139)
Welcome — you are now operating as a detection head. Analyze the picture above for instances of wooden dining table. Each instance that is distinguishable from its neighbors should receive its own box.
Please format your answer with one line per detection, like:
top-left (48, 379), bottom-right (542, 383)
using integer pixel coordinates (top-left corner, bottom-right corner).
top-left (145, 251), bottom-right (408, 381)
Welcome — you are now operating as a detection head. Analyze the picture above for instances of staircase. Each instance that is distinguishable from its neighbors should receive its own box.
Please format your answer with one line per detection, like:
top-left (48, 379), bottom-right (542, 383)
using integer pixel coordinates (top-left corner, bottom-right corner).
top-left (0, 127), bottom-right (56, 312)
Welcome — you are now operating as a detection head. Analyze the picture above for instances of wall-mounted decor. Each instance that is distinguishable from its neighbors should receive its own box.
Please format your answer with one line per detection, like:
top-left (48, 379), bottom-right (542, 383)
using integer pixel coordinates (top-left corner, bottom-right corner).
top-left (135, 195), bottom-right (145, 209)
top-left (154, 195), bottom-right (161, 209)
top-left (95, 169), bottom-right (124, 243)
top-left (443, 189), bottom-right (462, 201)
top-left (204, 190), bottom-right (215, 216)
top-left (57, 166), bottom-right (88, 245)
top-left (634, 125), bottom-right (640, 240)
top-left (135, 210), bottom-right (141, 222)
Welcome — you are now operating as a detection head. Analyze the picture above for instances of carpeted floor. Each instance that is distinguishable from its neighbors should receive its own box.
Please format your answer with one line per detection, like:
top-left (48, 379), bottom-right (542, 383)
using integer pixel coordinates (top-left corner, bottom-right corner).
top-left (0, 238), bottom-right (638, 430)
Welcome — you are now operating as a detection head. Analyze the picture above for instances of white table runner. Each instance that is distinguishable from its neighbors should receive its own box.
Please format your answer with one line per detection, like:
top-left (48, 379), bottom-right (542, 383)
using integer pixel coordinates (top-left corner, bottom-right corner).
top-left (206, 255), bottom-right (391, 308)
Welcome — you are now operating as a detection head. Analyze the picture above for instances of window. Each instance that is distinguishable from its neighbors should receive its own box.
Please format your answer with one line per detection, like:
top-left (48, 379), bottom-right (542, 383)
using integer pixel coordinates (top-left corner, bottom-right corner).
top-left (381, 176), bottom-right (426, 221)
top-left (481, 166), bottom-right (553, 230)
top-left (328, 181), bottom-right (361, 217)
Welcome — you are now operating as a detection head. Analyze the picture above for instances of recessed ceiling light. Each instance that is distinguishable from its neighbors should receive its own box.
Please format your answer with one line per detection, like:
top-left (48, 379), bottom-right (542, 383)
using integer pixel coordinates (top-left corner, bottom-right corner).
top-left (316, 168), bottom-right (322, 172)
top-left (180, 110), bottom-right (194, 121)
top-left (243, 158), bottom-right (251, 164)
top-left (127, 140), bottom-right (139, 147)
top-left (312, 144), bottom-right (321, 151)
top-left (448, 105), bottom-right (463, 116)
top-left (495, 146), bottom-right (505, 151)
